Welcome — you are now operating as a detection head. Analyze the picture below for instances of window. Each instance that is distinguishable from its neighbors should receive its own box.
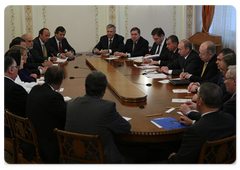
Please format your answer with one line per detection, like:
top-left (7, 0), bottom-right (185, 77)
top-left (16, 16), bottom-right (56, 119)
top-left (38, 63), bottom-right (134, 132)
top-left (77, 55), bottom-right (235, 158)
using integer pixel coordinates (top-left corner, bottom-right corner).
top-left (209, 5), bottom-right (236, 52)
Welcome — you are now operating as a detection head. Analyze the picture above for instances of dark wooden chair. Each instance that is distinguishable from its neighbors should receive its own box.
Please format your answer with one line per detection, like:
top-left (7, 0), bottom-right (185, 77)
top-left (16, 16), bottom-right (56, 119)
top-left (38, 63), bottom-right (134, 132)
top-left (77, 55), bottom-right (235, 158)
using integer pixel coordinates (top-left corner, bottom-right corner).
top-left (6, 111), bottom-right (42, 164)
top-left (4, 109), bottom-right (17, 163)
top-left (54, 128), bottom-right (105, 163)
top-left (198, 135), bottom-right (236, 163)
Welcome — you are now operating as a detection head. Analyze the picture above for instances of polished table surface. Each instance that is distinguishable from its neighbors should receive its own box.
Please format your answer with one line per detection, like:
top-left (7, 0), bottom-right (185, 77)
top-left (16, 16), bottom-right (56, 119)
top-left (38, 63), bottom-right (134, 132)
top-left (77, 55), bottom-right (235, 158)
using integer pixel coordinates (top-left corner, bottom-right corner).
top-left (59, 52), bottom-right (193, 143)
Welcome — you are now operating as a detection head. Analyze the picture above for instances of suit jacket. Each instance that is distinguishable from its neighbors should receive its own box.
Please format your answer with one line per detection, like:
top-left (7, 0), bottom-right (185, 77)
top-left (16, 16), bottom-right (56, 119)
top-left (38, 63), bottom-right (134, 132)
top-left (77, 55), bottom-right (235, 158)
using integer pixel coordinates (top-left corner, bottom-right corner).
top-left (150, 38), bottom-right (168, 56)
top-left (48, 36), bottom-right (76, 56)
top-left (24, 51), bottom-right (42, 75)
top-left (31, 37), bottom-right (51, 63)
top-left (119, 36), bottom-right (149, 57)
top-left (93, 34), bottom-right (124, 54)
top-left (26, 83), bottom-right (66, 163)
top-left (167, 50), bottom-right (203, 75)
top-left (190, 54), bottom-right (219, 82)
top-left (153, 49), bottom-right (180, 66)
top-left (168, 110), bottom-right (236, 163)
top-left (2, 76), bottom-right (28, 137)
top-left (221, 94), bottom-right (236, 119)
top-left (65, 94), bottom-right (131, 163)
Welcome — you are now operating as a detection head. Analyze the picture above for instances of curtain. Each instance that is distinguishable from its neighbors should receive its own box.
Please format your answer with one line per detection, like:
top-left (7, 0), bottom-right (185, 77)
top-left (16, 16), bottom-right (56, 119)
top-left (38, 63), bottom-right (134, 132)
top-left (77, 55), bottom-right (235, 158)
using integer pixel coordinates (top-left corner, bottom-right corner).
top-left (209, 6), bottom-right (236, 52)
top-left (202, 5), bottom-right (215, 33)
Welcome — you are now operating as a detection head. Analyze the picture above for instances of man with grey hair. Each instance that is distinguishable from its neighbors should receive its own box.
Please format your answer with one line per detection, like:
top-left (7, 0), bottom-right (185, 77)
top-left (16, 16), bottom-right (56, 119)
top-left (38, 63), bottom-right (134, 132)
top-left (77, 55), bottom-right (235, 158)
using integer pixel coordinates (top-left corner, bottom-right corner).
top-left (93, 24), bottom-right (124, 55)
top-left (180, 41), bottom-right (218, 82)
top-left (168, 82), bottom-right (236, 163)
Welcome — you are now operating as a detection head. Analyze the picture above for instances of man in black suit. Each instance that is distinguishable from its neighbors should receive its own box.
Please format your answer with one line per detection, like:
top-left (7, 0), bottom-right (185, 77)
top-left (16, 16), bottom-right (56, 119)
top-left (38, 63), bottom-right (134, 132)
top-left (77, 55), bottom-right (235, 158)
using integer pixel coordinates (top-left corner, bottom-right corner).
top-left (143, 35), bottom-right (179, 66)
top-left (26, 66), bottom-right (66, 163)
top-left (4, 56), bottom-right (28, 138)
top-left (114, 27), bottom-right (149, 57)
top-left (168, 82), bottom-right (236, 163)
top-left (180, 41), bottom-right (219, 82)
top-left (160, 39), bottom-right (202, 75)
top-left (146, 27), bottom-right (168, 56)
top-left (65, 71), bottom-right (131, 163)
top-left (93, 24), bottom-right (124, 55)
top-left (22, 34), bottom-right (52, 75)
top-left (31, 28), bottom-right (58, 63)
top-left (49, 26), bottom-right (76, 58)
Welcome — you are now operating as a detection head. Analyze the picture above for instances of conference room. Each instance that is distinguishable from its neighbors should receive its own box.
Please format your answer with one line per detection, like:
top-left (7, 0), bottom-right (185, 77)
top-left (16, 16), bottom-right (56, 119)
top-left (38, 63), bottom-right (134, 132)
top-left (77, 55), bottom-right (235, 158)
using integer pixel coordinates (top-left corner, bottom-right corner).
top-left (2, 3), bottom-right (237, 165)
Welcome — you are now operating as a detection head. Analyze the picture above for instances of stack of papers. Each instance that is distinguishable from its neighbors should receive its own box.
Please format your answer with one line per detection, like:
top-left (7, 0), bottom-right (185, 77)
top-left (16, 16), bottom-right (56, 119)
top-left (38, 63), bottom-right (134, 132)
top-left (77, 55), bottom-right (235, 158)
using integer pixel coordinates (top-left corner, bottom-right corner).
top-left (172, 98), bottom-right (192, 103)
top-left (55, 57), bottom-right (68, 63)
top-left (144, 73), bottom-right (167, 79)
top-left (133, 64), bottom-right (159, 69)
top-left (172, 89), bottom-right (191, 93)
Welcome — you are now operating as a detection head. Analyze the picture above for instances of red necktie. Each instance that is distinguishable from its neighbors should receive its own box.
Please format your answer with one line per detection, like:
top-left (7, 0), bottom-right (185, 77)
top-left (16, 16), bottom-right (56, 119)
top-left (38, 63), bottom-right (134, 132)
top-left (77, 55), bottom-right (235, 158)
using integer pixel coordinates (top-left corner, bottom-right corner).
top-left (59, 42), bottom-right (63, 53)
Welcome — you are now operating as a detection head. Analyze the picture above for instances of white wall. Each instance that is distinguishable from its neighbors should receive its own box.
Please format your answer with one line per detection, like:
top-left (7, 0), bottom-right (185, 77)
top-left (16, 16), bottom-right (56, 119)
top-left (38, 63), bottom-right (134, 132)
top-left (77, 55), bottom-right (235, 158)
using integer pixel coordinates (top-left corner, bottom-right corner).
top-left (4, 5), bottom-right (198, 53)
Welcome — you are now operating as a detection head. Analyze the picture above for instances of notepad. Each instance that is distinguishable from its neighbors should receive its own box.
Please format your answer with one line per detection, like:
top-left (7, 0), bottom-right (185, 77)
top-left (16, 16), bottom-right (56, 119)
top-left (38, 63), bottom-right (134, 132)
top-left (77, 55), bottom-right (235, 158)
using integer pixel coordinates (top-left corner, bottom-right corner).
top-left (151, 117), bottom-right (188, 130)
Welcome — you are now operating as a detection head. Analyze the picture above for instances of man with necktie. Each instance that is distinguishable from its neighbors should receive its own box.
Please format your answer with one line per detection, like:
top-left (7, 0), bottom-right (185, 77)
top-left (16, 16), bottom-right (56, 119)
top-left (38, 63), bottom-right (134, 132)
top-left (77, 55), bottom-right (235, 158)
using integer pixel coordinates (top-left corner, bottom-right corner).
top-left (93, 24), bottom-right (124, 55)
top-left (31, 28), bottom-right (57, 62)
top-left (48, 26), bottom-right (76, 58)
top-left (114, 27), bottom-right (149, 57)
top-left (145, 27), bottom-right (168, 57)
top-left (180, 41), bottom-right (219, 82)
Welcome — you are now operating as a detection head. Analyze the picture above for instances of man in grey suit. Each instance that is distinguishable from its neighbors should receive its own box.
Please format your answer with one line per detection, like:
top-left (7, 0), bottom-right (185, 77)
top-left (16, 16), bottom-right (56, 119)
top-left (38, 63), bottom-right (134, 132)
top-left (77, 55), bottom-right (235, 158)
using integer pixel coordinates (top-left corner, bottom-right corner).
top-left (65, 71), bottom-right (131, 163)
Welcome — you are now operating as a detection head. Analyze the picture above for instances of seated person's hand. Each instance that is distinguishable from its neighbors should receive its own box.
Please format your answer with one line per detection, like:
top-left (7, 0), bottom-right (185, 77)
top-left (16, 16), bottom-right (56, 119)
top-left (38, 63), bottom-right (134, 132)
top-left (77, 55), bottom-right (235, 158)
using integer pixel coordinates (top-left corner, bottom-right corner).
top-left (179, 116), bottom-right (193, 126)
top-left (160, 66), bottom-right (169, 74)
top-left (29, 73), bottom-right (37, 79)
top-left (42, 60), bottom-right (53, 67)
top-left (143, 58), bottom-right (151, 64)
top-left (149, 61), bottom-right (159, 66)
top-left (188, 82), bottom-right (199, 92)
top-left (100, 49), bottom-right (109, 54)
top-left (50, 56), bottom-right (57, 62)
top-left (59, 54), bottom-right (67, 59)
top-left (184, 101), bottom-right (197, 110)
top-left (94, 48), bottom-right (100, 54)
top-left (179, 104), bottom-right (191, 116)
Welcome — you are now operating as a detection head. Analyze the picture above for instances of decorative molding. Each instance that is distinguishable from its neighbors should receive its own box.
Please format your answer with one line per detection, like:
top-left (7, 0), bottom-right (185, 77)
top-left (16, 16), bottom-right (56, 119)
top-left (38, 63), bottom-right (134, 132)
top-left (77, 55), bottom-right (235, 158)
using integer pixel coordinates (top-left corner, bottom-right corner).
top-left (173, 6), bottom-right (176, 35)
top-left (42, 6), bottom-right (47, 27)
top-left (24, 5), bottom-right (33, 37)
top-left (109, 5), bottom-right (116, 26)
top-left (124, 5), bottom-right (128, 39)
top-left (10, 6), bottom-right (15, 39)
top-left (95, 5), bottom-right (99, 44)
top-left (186, 5), bottom-right (193, 38)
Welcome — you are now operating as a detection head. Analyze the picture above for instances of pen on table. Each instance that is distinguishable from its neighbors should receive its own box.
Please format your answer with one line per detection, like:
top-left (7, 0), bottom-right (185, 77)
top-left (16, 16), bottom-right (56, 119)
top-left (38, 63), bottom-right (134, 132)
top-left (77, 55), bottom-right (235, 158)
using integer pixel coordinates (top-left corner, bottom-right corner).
top-left (146, 113), bottom-right (162, 117)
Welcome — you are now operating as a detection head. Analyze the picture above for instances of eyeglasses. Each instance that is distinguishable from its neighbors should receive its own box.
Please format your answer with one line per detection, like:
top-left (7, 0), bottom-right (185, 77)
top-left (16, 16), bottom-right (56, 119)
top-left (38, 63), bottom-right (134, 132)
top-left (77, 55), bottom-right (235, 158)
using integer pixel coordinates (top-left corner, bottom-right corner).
top-left (11, 65), bottom-right (18, 69)
top-left (223, 77), bottom-right (233, 81)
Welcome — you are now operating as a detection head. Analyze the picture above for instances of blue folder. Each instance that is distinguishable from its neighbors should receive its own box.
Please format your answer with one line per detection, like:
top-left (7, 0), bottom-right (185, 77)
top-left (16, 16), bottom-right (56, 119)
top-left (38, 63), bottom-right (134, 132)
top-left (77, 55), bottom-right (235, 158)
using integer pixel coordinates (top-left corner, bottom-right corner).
top-left (151, 117), bottom-right (188, 130)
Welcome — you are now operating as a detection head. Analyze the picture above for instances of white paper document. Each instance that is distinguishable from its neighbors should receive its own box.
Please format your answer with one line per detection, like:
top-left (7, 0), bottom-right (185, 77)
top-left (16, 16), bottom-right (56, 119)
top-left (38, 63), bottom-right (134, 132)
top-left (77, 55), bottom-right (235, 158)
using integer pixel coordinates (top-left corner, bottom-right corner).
top-left (144, 73), bottom-right (167, 79)
top-left (172, 89), bottom-right (191, 93)
top-left (151, 119), bottom-right (163, 128)
top-left (64, 96), bottom-right (72, 102)
top-left (144, 54), bottom-right (159, 59)
top-left (133, 64), bottom-right (159, 69)
top-left (165, 108), bottom-right (175, 113)
top-left (122, 116), bottom-right (132, 121)
top-left (55, 57), bottom-right (68, 63)
top-left (105, 56), bottom-right (119, 60)
top-left (158, 80), bottom-right (169, 84)
top-left (172, 98), bottom-right (192, 103)
top-left (177, 112), bottom-right (184, 116)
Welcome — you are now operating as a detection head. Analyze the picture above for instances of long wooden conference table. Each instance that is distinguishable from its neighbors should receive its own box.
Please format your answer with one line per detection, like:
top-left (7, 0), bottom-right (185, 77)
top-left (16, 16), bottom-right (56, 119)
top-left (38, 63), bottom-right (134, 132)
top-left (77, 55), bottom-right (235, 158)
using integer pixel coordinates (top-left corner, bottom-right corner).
top-left (59, 52), bottom-right (193, 143)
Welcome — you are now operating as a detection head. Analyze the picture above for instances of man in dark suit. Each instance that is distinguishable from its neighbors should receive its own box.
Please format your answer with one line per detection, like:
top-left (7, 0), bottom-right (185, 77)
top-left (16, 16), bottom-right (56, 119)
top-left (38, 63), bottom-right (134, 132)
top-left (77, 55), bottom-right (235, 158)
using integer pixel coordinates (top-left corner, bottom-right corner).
top-left (143, 35), bottom-right (179, 66)
top-left (114, 27), bottom-right (149, 57)
top-left (31, 28), bottom-right (58, 63)
top-left (180, 41), bottom-right (219, 82)
top-left (22, 33), bottom-right (52, 75)
top-left (146, 27), bottom-right (168, 56)
top-left (49, 26), bottom-right (76, 58)
top-left (168, 82), bottom-right (236, 163)
top-left (65, 71), bottom-right (131, 163)
top-left (93, 24), bottom-right (124, 55)
top-left (26, 66), bottom-right (66, 163)
top-left (161, 39), bottom-right (202, 75)
top-left (4, 56), bottom-right (28, 138)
